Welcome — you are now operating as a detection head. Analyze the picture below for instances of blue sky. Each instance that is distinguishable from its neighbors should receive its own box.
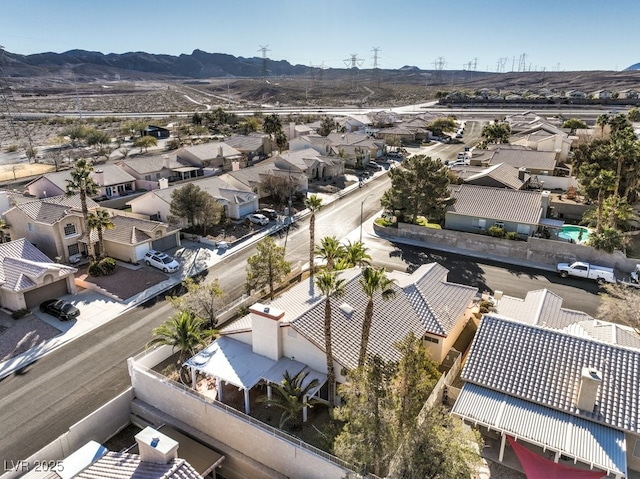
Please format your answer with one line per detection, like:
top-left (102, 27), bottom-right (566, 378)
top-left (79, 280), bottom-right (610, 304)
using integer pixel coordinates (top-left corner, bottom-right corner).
top-left (2, 0), bottom-right (639, 72)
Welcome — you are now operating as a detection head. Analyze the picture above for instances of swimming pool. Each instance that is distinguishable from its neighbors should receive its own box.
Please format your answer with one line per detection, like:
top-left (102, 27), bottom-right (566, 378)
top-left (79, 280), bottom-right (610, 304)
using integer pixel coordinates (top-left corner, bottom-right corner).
top-left (558, 225), bottom-right (590, 244)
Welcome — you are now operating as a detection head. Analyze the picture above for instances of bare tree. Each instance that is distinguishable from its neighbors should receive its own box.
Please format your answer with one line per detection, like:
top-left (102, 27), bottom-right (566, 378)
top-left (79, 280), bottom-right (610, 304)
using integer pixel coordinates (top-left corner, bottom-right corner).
top-left (598, 283), bottom-right (640, 335)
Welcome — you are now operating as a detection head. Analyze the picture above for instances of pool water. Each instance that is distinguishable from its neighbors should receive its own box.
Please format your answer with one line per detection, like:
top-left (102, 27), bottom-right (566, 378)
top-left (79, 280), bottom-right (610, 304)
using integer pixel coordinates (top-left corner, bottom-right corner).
top-left (559, 225), bottom-right (590, 244)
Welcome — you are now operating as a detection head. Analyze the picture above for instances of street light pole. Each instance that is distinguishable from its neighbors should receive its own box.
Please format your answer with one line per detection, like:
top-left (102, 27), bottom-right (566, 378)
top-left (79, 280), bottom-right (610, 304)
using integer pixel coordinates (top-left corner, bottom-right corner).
top-left (360, 193), bottom-right (374, 243)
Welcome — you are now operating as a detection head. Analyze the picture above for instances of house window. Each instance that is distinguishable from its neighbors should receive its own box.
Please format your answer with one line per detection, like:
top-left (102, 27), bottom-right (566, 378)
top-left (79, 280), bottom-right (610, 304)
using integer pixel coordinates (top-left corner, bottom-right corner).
top-left (634, 439), bottom-right (640, 458)
top-left (472, 218), bottom-right (486, 230)
top-left (495, 221), bottom-right (504, 229)
top-left (424, 336), bottom-right (440, 344)
top-left (145, 175), bottom-right (151, 181)
top-left (64, 223), bottom-right (77, 236)
top-left (68, 244), bottom-right (80, 256)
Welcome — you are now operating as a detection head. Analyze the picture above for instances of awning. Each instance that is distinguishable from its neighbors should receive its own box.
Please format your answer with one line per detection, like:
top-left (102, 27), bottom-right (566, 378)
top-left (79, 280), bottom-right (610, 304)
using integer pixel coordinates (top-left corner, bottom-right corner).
top-left (540, 218), bottom-right (565, 228)
top-left (452, 384), bottom-right (626, 477)
top-left (172, 166), bottom-right (200, 173)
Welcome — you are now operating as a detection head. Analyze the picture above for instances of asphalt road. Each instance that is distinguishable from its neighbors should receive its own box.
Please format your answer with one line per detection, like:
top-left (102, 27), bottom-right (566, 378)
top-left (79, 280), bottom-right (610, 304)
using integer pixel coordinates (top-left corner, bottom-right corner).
top-left (0, 171), bottom-right (602, 464)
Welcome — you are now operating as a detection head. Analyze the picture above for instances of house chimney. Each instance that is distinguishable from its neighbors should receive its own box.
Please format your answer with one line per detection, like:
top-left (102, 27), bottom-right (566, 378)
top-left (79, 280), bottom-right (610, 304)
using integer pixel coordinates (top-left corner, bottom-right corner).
top-left (518, 167), bottom-right (527, 181)
top-left (232, 161), bottom-right (240, 171)
top-left (158, 178), bottom-right (169, 189)
top-left (250, 302), bottom-right (284, 360)
top-left (162, 154), bottom-right (171, 169)
top-left (541, 190), bottom-right (551, 216)
top-left (576, 367), bottom-right (602, 412)
top-left (218, 145), bottom-right (224, 157)
top-left (93, 169), bottom-right (105, 186)
top-left (135, 427), bottom-right (178, 464)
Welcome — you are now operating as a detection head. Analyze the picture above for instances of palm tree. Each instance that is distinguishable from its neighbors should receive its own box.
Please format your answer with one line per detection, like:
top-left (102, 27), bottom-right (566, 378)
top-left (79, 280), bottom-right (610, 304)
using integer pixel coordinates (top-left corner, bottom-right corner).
top-left (146, 310), bottom-right (216, 364)
top-left (341, 240), bottom-right (372, 269)
top-left (304, 194), bottom-right (323, 278)
top-left (592, 170), bottom-right (616, 233)
top-left (596, 113), bottom-right (609, 136)
top-left (358, 267), bottom-right (396, 367)
top-left (315, 236), bottom-right (345, 272)
top-left (87, 209), bottom-right (114, 259)
top-left (259, 370), bottom-right (320, 429)
top-left (66, 159), bottom-right (99, 259)
top-left (315, 270), bottom-right (345, 407)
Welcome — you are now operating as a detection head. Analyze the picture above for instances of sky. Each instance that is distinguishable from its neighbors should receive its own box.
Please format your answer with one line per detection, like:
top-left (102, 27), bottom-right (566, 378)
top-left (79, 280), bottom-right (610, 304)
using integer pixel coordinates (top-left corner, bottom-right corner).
top-left (2, 0), bottom-right (640, 72)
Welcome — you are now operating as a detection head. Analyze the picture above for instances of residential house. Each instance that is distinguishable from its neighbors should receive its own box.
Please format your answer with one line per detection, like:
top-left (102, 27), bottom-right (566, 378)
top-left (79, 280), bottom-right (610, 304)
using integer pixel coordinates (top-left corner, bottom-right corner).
top-left (326, 132), bottom-right (385, 166)
top-left (5, 195), bottom-right (180, 263)
top-left (342, 114), bottom-right (372, 133)
top-left (286, 122), bottom-right (314, 141)
top-left (566, 90), bottom-right (587, 99)
top-left (289, 134), bottom-right (333, 156)
top-left (144, 125), bottom-right (171, 139)
top-left (510, 122), bottom-right (573, 161)
top-left (176, 142), bottom-right (243, 172)
top-left (26, 164), bottom-right (137, 200)
top-left (116, 154), bottom-right (201, 191)
top-left (470, 146), bottom-right (558, 176)
top-left (224, 133), bottom-right (272, 162)
top-left (127, 176), bottom-right (259, 222)
top-left (98, 214), bottom-right (181, 262)
top-left (592, 89), bottom-right (613, 100)
top-left (220, 158), bottom-right (308, 199)
top-left (375, 125), bottom-right (418, 144)
top-left (621, 89), bottom-right (640, 100)
top-left (452, 314), bottom-right (639, 478)
top-left (0, 238), bottom-right (77, 310)
top-left (5, 194), bottom-right (99, 262)
top-left (445, 184), bottom-right (551, 237)
top-left (274, 149), bottom-right (344, 181)
top-left (463, 163), bottom-right (530, 190)
top-left (495, 287), bottom-right (640, 349)
top-left (188, 264), bottom-right (478, 411)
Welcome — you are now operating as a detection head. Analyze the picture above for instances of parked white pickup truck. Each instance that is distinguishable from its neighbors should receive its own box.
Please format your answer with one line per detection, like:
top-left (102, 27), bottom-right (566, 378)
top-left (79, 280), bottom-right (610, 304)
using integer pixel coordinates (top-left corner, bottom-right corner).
top-left (556, 261), bottom-right (616, 284)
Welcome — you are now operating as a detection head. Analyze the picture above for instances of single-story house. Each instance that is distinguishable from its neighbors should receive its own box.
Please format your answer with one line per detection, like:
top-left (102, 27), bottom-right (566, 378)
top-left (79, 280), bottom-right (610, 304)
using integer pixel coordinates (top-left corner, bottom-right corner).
top-left (176, 142), bottom-right (243, 171)
top-left (26, 164), bottom-right (137, 200)
top-left (470, 146), bottom-right (558, 176)
top-left (274, 150), bottom-right (344, 181)
top-left (510, 122), bottom-right (573, 161)
top-left (224, 133), bottom-right (272, 162)
top-left (144, 125), bottom-right (171, 139)
top-left (116, 154), bottom-right (202, 190)
top-left (127, 176), bottom-right (259, 222)
top-left (445, 184), bottom-right (551, 237)
top-left (219, 158), bottom-right (308, 198)
top-left (0, 238), bottom-right (77, 310)
top-left (452, 314), bottom-right (639, 478)
top-left (327, 132), bottom-right (385, 163)
top-left (193, 264), bottom-right (478, 411)
top-left (463, 163), bottom-right (530, 190)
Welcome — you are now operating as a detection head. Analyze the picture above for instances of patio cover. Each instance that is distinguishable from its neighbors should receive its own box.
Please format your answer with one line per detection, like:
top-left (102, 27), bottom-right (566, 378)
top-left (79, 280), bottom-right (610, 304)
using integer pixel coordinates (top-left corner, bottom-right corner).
top-left (452, 384), bottom-right (626, 477)
top-left (507, 436), bottom-right (606, 479)
top-left (539, 217), bottom-right (564, 228)
top-left (185, 337), bottom-right (326, 394)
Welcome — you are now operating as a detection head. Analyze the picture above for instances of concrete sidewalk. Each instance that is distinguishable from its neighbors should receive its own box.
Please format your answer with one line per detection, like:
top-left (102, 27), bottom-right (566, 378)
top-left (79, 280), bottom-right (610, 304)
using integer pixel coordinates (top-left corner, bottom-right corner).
top-left (0, 168), bottom-right (386, 379)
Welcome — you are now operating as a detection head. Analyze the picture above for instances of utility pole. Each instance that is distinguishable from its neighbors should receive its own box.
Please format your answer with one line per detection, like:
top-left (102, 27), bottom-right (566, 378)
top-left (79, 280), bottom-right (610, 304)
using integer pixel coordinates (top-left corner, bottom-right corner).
top-left (258, 44), bottom-right (270, 78)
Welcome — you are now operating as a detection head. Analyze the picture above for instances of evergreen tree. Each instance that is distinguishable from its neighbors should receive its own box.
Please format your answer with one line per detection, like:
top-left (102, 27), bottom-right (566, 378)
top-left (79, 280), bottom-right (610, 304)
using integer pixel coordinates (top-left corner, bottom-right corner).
top-left (381, 155), bottom-right (454, 224)
top-left (246, 237), bottom-right (291, 299)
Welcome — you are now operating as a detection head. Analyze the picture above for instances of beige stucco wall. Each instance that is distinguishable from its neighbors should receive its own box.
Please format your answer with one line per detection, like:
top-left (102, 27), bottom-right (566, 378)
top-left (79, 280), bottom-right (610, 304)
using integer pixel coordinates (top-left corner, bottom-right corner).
top-left (627, 433), bottom-right (640, 474)
top-left (130, 363), bottom-right (353, 479)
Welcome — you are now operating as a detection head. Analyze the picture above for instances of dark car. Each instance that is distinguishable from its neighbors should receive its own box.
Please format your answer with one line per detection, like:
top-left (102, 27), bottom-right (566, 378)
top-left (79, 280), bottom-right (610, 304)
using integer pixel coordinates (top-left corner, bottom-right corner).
top-left (257, 208), bottom-right (278, 220)
top-left (40, 299), bottom-right (80, 321)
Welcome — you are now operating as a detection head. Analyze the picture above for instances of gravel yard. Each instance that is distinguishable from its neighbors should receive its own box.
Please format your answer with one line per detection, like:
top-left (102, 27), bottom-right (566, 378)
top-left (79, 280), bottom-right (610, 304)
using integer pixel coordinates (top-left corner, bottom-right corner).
top-left (0, 314), bottom-right (61, 362)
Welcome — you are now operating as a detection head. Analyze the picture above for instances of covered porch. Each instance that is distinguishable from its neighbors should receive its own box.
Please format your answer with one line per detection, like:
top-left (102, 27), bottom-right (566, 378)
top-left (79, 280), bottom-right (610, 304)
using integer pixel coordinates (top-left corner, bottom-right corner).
top-left (453, 384), bottom-right (627, 479)
top-left (184, 336), bottom-right (326, 420)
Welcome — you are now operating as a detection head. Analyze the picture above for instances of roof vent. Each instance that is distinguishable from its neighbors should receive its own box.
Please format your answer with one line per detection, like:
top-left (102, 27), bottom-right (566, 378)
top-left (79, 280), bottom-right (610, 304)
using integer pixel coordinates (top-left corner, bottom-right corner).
top-left (135, 427), bottom-right (178, 464)
top-left (340, 303), bottom-right (354, 315)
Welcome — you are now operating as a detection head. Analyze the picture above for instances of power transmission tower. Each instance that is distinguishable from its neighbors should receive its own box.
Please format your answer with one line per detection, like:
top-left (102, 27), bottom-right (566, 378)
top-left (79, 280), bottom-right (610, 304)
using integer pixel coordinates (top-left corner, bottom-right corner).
top-left (518, 53), bottom-right (527, 72)
top-left (343, 53), bottom-right (364, 91)
top-left (433, 57), bottom-right (446, 84)
top-left (258, 44), bottom-right (270, 78)
top-left (371, 47), bottom-right (381, 86)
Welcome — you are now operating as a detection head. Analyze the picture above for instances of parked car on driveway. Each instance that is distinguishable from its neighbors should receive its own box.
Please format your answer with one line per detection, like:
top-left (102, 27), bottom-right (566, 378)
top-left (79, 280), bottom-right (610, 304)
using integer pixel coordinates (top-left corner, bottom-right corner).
top-left (145, 250), bottom-right (179, 273)
top-left (40, 299), bottom-right (80, 321)
top-left (248, 213), bottom-right (269, 226)
top-left (257, 208), bottom-right (278, 220)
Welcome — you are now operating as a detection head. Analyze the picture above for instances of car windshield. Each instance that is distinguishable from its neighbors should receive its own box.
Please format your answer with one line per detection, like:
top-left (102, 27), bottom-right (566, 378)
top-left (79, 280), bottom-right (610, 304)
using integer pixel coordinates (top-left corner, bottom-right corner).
top-left (161, 256), bottom-right (173, 264)
top-left (61, 303), bottom-right (74, 312)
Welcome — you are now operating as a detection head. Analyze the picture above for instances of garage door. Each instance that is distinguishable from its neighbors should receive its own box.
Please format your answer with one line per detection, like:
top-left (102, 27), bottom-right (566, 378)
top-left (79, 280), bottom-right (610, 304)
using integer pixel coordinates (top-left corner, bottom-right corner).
top-left (152, 233), bottom-right (178, 252)
top-left (24, 279), bottom-right (70, 309)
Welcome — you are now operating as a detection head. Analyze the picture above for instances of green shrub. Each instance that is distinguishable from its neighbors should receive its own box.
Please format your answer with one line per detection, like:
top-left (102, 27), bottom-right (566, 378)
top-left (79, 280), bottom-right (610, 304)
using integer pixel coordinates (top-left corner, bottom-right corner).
top-left (88, 257), bottom-right (117, 276)
top-left (375, 217), bottom-right (395, 228)
top-left (11, 309), bottom-right (30, 320)
top-left (488, 226), bottom-right (505, 238)
top-left (506, 231), bottom-right (518, 240)
top-left (416, 216), bottom-right (442, 228)
top-left (6, 145), bottom-right (18, 153)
